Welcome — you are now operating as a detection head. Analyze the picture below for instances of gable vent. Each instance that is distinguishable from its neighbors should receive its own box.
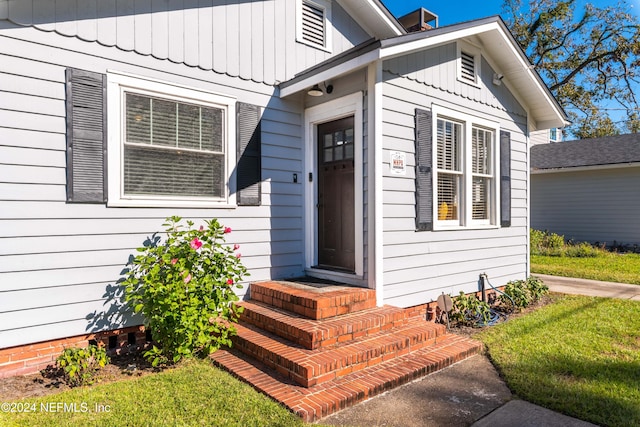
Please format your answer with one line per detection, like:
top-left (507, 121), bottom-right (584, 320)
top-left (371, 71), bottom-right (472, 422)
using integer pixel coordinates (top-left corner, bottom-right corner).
top-left (460, 51), bottom-right (476, 83)
top-left (302, 1), bottom-right (326, 48)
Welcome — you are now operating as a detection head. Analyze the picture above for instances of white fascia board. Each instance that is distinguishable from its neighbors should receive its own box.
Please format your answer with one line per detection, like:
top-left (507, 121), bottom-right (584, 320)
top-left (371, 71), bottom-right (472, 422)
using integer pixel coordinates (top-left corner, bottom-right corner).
top-left (279, 49), bottom-right (381, 98)
top-left (379, 21), bottom-right (569, 129)
top-left (365, 0), bottom-right (404, 36)
top-left (493, 30), bottom-right (569, 129)
top-left (379, 22), bottom-right (500, 60)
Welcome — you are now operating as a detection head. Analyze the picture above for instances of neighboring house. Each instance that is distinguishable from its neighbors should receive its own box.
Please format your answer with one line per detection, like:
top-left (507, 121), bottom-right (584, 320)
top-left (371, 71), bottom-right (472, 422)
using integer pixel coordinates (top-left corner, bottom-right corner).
top-left (530, 127), bottom-right (563, 145)
top-left (0, 0), bottom-right (567, 377)
top-left (531, 134), bottom-right (640, 246)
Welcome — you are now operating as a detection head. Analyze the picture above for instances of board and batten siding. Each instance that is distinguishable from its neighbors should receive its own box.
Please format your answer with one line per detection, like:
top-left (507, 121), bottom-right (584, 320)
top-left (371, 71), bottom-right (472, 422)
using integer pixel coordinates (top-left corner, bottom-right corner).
top-left (380, 45), bottom-right (530, 308)
top-left (531, 167), bottom-right (640, 246)
top-left (0, 0), bottom-right (370, 86)
top-left (0, 23), bottom-right (306, 348)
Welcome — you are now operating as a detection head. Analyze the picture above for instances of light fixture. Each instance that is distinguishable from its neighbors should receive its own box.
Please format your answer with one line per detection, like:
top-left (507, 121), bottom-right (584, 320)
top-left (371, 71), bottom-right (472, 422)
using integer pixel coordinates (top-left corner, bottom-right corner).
top-left (307, 84), bottom-right (323, 97)
top-left (492, 73), bottom-right (504, 86)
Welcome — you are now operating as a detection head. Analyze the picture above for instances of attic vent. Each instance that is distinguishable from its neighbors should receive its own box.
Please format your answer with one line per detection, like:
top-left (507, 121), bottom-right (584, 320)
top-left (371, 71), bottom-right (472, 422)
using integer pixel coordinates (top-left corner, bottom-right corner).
top-left (301, 0), bottom-right (326, 48)
top-left (460, 51), bottom-right (476, 83)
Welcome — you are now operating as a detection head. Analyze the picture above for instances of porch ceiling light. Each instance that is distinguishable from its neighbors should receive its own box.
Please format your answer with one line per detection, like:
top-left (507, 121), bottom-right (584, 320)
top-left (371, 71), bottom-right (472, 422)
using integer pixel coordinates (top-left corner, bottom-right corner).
top-left (308, 84), bottom-right (324, 97)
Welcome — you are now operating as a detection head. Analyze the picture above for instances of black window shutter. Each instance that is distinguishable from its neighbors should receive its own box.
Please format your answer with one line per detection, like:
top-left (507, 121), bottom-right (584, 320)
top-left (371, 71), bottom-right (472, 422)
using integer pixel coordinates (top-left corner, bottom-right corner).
top-left (415, 108), bottom-right (433, 231)
top-left (236, 102), bottom-right (262, 206)
top-left (500, 130), bottom-right (511, 227)
top-left (65, 68), bottom-right (107, 203)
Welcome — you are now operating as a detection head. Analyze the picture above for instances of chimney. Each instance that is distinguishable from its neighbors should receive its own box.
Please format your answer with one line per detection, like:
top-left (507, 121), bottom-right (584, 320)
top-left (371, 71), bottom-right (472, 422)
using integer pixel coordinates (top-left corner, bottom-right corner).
top-left (398, 7), bottom-right (438, 32)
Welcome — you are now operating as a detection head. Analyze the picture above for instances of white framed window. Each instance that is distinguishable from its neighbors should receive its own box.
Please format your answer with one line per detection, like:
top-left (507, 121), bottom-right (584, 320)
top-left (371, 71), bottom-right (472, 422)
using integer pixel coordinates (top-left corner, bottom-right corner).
top-left (457, 41), bottom-right (481, 86)
top-left (297, 0), bottom-right (332, 52)
top-left (107, 72), bottom-right (236, 207)
top-left (433, 105), bottom-right (499, 229)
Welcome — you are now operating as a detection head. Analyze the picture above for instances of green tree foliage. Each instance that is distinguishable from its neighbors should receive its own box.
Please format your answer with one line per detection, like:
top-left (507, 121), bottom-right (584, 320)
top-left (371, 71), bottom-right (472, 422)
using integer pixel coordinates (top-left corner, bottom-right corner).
top-left (503, 0), bottom-right (640, 138)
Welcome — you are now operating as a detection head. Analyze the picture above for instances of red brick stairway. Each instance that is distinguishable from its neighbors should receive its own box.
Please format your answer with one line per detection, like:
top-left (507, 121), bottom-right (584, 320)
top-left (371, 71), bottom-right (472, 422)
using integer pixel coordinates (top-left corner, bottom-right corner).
top-left (210, 280), bottom-right (482, 422)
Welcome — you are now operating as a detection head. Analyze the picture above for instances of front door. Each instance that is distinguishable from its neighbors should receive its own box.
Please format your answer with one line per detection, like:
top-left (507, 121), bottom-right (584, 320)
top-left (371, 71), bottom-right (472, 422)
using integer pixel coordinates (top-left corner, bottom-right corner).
top-left (317, 116), bottom-right (355, 272)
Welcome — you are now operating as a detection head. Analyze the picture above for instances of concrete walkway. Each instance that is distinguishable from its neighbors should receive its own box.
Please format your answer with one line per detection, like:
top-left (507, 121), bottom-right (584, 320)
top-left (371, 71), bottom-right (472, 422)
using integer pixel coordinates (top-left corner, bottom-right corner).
top-left (321, 275), bottom-right (638, 427)
top-left (536, 273), bottom-right (640, 300)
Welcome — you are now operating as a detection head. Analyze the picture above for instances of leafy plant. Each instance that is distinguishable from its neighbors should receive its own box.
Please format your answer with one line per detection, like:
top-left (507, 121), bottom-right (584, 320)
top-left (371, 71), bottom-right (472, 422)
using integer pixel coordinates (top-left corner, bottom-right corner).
top-left (56, 344), bottom-right (110, 387)
top-left (499, 277), bottom-right (549, 311)
top-left (500, 280), bottom-right (530, 310)
top-left (450, 291), bottom-right (492, 326)
top-left (526, 276), bottom-right (549, 302)
top-left (121, 216), bottom-right (247, 366)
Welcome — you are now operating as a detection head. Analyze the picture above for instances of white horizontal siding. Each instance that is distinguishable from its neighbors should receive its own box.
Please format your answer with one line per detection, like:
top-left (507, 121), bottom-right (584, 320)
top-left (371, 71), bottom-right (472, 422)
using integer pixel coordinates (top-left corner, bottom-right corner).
top-left (0, 27), bottom-right (308, 348)
top-left (531, 167), bottom-right (640, 245)
top-left (2, 0), bottom-right (370, 85)
top-left (380, 51), bottom-right (529, 308)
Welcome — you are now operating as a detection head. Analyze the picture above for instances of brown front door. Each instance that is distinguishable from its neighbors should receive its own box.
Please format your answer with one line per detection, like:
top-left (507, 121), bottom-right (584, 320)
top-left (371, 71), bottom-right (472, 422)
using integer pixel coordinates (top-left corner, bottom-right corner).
top-left (317, 116), bottom-right (355, 272)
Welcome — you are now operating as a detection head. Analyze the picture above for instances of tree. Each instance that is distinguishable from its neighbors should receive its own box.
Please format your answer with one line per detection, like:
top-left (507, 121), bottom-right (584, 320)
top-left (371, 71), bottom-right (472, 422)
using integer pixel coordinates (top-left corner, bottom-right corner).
top-left (503, 0), bottom-right (640, 139)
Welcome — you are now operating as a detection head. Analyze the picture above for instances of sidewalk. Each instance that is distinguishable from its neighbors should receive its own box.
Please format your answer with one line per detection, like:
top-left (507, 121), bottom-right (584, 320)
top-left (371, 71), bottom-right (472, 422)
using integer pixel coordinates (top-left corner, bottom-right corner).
top-left (535, 273), bottom-right (640, 300)
top-left (321, 275), bottom-right (638, 427)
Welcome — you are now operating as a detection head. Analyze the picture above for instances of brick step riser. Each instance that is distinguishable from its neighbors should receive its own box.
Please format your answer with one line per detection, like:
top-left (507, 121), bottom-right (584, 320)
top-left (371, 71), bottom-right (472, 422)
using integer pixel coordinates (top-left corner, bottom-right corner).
top-left (238, 307), bottom-right (413, 350)
top-left (230, 327), bottom-right (441, 387)
top-left (211, 337), bottom-right (483, 422)
top-left (249, 282), bottom-right (377, 320)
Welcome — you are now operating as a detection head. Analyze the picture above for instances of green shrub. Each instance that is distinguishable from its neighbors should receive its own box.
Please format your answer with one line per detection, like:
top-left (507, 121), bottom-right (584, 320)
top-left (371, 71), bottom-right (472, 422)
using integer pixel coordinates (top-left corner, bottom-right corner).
top-left (563, 242), bottom-right (600, 258)
top-left (526, 276), bottom-right (549, 302)
top-left (56, 344), bottom-right (110, 387)
top-left (499, 277), bottom-right (549, 311)
top-left (122, 216), bottom-right (247, 366)
top-left (530, 229), bottom-right (605, 258)
top-left (451, 291), bottom-right (492, 326)
top-left (530, 229), bottom-right (565, 256)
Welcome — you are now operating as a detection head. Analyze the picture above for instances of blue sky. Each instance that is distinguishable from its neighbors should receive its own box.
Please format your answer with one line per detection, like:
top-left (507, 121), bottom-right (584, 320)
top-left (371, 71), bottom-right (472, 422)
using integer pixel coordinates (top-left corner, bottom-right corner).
top-left (382, 0), bottom-right (639, 25)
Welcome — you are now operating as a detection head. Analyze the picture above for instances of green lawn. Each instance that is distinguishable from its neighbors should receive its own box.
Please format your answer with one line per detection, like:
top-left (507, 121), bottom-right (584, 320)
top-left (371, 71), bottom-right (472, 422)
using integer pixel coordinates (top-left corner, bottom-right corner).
top-left (531, 252), bottom-right (640, 284)
top-left (479, 294), bottom-right (640, 427)
top-left (0, 360), bottom-right (304, 427)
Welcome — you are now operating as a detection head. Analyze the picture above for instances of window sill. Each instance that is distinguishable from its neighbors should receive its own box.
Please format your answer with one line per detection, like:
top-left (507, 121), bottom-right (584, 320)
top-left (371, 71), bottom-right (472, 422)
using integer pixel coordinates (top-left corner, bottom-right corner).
top-left (107, 198), bottom-right (236, 209)
top-left (432, 224), bottom-right (500, 232)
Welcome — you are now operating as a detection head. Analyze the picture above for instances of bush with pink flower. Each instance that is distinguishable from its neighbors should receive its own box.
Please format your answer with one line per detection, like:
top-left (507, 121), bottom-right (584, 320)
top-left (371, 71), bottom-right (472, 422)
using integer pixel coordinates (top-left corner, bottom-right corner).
top-left (121, 216), bottom-right (247, 366)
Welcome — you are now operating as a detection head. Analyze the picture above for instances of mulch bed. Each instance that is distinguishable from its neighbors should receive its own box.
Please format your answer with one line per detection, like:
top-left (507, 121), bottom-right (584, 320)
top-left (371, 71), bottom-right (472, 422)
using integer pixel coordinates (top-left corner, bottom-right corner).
top-left (0, 352), bottom-right (157, 401)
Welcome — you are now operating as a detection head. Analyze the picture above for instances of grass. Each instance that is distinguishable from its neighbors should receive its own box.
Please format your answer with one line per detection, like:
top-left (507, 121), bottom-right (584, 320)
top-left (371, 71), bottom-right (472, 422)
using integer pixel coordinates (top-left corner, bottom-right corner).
top-left (479, 294), bottom-right (640, 427)
top-left (531, 252), bottom-right (640, 284)
top-left (0, 359), bottom-right (304, 427)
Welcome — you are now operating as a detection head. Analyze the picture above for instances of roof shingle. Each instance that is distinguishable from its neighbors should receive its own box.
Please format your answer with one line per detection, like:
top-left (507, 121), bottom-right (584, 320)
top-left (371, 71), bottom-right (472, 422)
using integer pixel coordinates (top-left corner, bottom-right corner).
top-left (531, 134), bottom-right (640, 170)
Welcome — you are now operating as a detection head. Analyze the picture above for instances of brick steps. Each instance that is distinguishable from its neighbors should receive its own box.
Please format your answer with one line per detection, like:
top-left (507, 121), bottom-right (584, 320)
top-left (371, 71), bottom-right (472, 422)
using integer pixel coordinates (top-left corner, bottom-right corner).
top-left (211, 279), bottom-right (482, 421)
top-left (249, 281), bottom-right (376, 320)
top-left (211, 333), bottom-right (483, 422)
top-left (231, 319), bottom-right (446, 387)
top-left (238, 301), bottom-right (412, 350)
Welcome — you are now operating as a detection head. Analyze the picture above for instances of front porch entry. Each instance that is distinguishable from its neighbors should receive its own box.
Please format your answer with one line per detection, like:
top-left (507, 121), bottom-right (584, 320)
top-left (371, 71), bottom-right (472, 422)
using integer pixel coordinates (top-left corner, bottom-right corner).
top-left (304, 92), bottom-right (364, 283)
top-left (317, 116), bottom-right (355, 272)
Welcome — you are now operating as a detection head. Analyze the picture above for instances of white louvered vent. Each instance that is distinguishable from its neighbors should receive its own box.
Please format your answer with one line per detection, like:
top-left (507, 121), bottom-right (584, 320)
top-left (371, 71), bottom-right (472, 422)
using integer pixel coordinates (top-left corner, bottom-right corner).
top-left (301, 1), bottom-right (326, 48)
top-left (460, 51), bottom-right (476, 83)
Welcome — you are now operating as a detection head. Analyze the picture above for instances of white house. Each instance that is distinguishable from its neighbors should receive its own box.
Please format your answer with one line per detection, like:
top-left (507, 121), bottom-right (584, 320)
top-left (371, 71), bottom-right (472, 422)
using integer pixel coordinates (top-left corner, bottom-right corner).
top-left (0, 0), bottom-right (567, 381)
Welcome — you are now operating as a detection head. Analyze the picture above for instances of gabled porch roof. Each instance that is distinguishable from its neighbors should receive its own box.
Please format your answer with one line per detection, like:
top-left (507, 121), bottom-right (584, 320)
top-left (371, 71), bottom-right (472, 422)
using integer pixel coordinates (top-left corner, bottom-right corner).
top-left (279, 16), bottom-right (569, 130)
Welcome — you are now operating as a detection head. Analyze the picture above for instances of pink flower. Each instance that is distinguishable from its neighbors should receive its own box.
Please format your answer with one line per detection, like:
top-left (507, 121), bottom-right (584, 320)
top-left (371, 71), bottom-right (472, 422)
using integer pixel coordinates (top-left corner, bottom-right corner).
top-left (199, 225), bottom-right (204, 231)
top-left (224, 227), bottom-right (232, 234)
top-left (227, 279), bottom-right (234, 285)
top-left (235, 253), bottom-right (242, 258)
top-left (190, 238), bottom-right (203, 250)
top-left (171, 258), bottom-right (178, 265)
top-left (184, 273), bottom-right (192, 284)
top-left (233, 244), bottom-right (240, 251)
